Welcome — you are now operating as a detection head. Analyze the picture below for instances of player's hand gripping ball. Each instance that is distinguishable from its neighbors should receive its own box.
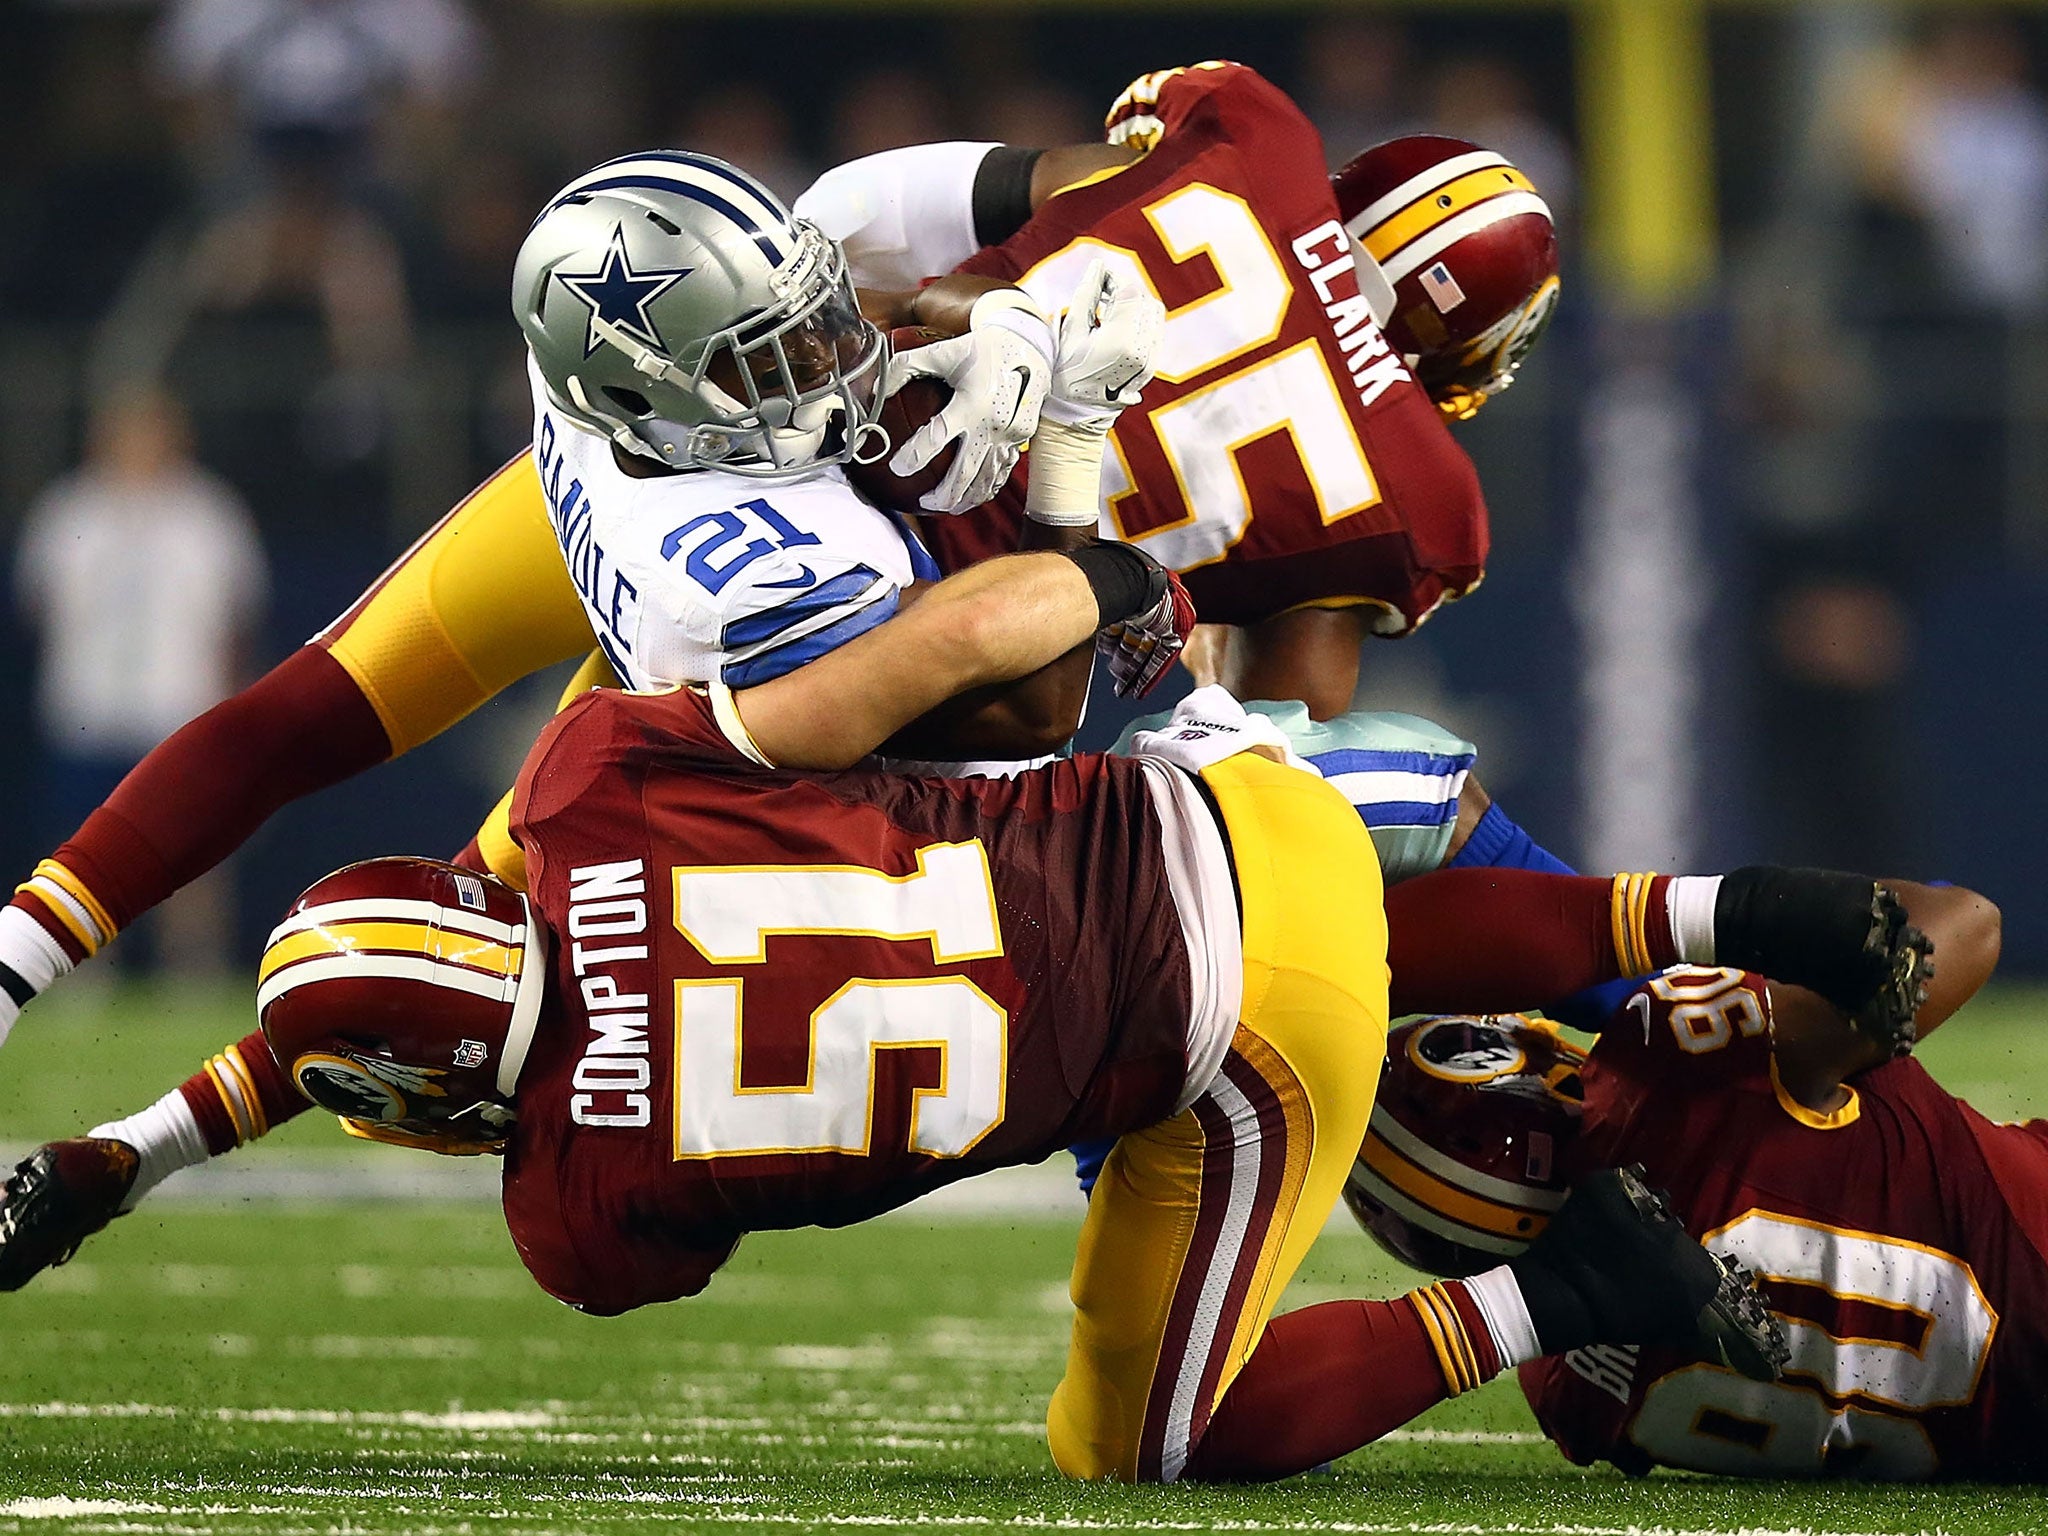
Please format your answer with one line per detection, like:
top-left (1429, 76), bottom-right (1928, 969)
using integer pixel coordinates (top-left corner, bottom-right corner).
top-left (851, 322), bottom-right (1047, 516)
top-left (847, 327), bottom-right (954, 514)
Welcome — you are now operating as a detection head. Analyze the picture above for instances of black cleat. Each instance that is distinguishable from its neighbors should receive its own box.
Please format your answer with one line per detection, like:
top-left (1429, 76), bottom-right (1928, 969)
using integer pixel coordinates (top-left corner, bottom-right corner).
top-left (0, 1138), bottom-right (138, 1291)
top-left (1714, 869), bottom-right (1933, 1054)
top-left (1510, 1165), bottom-right (1788, 1383)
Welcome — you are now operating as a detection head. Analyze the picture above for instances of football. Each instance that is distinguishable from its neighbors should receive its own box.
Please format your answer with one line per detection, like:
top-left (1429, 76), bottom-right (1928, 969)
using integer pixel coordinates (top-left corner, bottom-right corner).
top-left (846, 325), bottom-right (954, 514)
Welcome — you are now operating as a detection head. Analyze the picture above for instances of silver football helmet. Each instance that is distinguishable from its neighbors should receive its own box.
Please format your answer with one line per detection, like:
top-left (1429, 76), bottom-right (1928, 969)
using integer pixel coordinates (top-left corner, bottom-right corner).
top-left (512, 151), bottom-right (887, 476)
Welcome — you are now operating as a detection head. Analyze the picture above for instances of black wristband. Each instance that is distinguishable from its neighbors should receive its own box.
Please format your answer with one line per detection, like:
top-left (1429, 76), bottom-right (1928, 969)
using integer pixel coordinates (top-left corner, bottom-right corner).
top-left (972, 146), bottom-right (1045, 247)
top-left (0, 960), bottom-right (35, 1011)
top-left (1065, 543), bottom-right (1167, 626)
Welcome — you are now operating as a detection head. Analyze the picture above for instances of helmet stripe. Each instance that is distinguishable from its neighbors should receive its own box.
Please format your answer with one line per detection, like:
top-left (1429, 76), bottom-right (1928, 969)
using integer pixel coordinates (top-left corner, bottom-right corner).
top-left (631, 150), bottom-right (790, 218)
top-left (553, 162), bottom-right (790, 263)
top-left (258, 920), bottom-right (522, 986)
top-left (1380, 192), bottom-right (1552, 285)
top-left (1346, 149), bottom-right (1511, 236)
top-left (1347, 1161), bottom-right (1530, 1258)
top-left (581, 153), bottom-right (792, 236)
top-left (1360, 1132), bottom-right (1549, 1239)
top-left (1363, 167), bottom-right (1540, 266)
top-left (256, 951), bottom-right (518, 1015)
top-left (1370, 1106), bottom-right (1567, 1210)
top-left (560, 175), bottom-right (784, 262)
top-left (266, 898), bottom-right (523, 950)
top-left (496, 919), bottom-right (548, 1099)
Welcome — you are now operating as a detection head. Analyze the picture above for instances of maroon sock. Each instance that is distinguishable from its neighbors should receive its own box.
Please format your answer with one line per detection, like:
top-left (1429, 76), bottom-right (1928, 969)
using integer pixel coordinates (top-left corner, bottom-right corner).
top-left (1183, 1282), bottom-right (1503, 1482)
top-left (175, 1029), bottom-right (311, 1156)
top-left (1384, 868), bottom-right (1677, 1016)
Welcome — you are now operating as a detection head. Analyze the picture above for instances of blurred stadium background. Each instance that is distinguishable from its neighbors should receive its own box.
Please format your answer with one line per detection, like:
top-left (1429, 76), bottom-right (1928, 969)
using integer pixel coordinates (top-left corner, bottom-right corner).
top-left (6, 6), bottom-right (2048, 1530)
top-left (3, 0), bottom-right (2046, 980)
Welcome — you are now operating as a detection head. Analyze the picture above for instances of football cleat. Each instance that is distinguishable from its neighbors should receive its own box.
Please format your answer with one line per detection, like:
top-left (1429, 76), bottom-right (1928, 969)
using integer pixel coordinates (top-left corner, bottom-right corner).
top-left (0, 1137), bottom-right (138, 1291)
top-left (1510, 1165), bottom-right (1789, 1384)
top-left (1714, 870), bottom-right (1933, 1053)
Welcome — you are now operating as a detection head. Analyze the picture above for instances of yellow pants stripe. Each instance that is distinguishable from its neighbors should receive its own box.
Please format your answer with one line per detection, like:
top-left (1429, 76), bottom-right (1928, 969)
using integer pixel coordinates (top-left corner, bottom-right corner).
top-left (221, 1045), bottom-right (269, 1139)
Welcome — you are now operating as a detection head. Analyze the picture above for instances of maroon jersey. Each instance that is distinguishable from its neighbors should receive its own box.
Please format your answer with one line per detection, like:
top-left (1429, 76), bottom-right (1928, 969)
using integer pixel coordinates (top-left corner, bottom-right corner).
top-left (1520, 967), bottom-right (2048, 1480)
top-left (499, 686), bottom-right (1194, 1315)
top-left (922, 62), bottom-right (1486, 631)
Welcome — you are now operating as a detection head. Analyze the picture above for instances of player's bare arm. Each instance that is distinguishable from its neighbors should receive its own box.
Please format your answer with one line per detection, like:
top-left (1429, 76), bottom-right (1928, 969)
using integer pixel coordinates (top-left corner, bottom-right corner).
top-left (1769, 880), bottom-right (2003, 1112)
top-left (731, 545), bottom-right (1178, 770)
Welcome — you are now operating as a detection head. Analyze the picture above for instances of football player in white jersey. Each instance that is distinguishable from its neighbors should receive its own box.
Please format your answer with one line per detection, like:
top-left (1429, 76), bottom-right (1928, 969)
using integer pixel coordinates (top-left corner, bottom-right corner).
top-left (511, 150), bottom-right (1157, 697)
top-left (0, 148), bottom-right (1177, 1276)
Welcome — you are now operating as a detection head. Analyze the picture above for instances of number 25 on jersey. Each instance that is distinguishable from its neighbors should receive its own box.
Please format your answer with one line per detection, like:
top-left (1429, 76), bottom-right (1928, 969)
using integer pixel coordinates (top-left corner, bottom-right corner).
top-left (1017, 183), bottom-right (1388, 570)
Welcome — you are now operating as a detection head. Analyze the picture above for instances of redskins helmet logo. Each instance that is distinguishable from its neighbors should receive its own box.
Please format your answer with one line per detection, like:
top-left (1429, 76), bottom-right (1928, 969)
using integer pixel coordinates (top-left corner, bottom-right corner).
top-left (1406, 1018), bottom-right (1529, 1084)
top-left (291, 1051), bottom-right (450, 1123)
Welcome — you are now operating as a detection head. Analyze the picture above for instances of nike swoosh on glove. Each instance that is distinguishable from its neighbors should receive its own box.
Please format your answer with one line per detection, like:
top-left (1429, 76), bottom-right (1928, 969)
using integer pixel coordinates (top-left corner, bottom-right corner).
top-left (1042, 259), bottom-right (1165, 429)
top-left (1099, 568), bottom-right (1196, 698)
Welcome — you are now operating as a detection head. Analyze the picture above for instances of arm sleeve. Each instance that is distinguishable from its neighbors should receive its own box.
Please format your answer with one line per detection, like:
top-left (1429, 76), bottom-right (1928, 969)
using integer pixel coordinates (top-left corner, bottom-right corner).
top-left (971, 146), bottom-right (1045, 246)
top-left (794, 141), bottom-right (1004, 289)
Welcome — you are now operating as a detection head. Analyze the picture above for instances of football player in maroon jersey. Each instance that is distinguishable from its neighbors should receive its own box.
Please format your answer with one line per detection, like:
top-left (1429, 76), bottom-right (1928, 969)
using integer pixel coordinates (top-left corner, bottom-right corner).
top-left (210, 544), bottom-right (1940, 1484)
top-left (1350, 881), bottom-right (2048, 1480)
top-left (801, 60), bottom-right (1558, 720)
top-left (232, 548), bottom-right (1892, 1482)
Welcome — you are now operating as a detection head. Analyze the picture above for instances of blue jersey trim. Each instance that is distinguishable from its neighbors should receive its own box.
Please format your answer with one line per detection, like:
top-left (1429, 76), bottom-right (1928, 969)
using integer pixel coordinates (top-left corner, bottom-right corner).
top-left (720, 567), bottom-right (883, 649)
top-left (1305, 747), bottom-right (1477, 779)
top-left (1349, 798), bottom-right (1464, 830)
top-left (720, 590), bottom-right (899, 688)
top-left (891, 512), bottom-right (944, 585)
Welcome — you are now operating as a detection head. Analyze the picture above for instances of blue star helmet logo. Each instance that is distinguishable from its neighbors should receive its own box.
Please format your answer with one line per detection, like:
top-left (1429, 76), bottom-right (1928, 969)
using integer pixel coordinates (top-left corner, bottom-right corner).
top-left (554, 224), bottom-right (692, 358)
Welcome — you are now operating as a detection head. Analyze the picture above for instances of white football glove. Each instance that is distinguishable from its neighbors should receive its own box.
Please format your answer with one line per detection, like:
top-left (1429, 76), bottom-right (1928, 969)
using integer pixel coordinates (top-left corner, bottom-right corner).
top-left (883, 292), bottom-right (1052, 514)
top-left (1042, 259), bottom-right (1165, 429)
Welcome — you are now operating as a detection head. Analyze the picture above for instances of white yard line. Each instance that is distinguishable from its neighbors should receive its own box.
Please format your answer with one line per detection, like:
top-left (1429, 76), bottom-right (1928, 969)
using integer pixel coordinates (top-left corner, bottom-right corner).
top-left (0, 1498), bottom-right (1988, 1536)
top-left (0, 1147), bottom-right (1091, 1218)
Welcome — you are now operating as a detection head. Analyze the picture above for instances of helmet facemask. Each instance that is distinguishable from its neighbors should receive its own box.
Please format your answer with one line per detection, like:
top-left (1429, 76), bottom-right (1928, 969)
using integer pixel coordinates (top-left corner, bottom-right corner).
top-left (1419, 274), bottom-right (1562, 423)
top-left (293, 1047), bottom-right (524, 1158)
top-left (577, 223), bottom-right (888, 478)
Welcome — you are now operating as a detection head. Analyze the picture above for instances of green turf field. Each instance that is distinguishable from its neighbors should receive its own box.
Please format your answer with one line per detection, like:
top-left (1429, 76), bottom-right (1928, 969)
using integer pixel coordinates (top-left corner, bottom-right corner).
top-left (1, 982), bottom-right (2045, 1534)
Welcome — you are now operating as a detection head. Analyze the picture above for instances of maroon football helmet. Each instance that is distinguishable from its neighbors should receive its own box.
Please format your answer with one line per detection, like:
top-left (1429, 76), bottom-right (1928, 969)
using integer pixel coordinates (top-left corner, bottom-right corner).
top-left (1344, 1014), bottom-right (1585, 1276)
top-left (257, 857), bottom-right (548, 1156)
top-left (1331, 135), bottom-right (1560, 421)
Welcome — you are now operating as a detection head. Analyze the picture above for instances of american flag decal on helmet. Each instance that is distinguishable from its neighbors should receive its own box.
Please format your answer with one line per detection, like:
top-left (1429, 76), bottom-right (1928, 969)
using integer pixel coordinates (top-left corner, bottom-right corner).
top-left (1421, 262), bottom-right (1467, 313)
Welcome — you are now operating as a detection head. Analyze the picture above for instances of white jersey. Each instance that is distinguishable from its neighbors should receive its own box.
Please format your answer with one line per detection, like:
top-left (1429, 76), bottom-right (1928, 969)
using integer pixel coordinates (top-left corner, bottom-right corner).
top-left (528, 356), bottom-right (936, 692)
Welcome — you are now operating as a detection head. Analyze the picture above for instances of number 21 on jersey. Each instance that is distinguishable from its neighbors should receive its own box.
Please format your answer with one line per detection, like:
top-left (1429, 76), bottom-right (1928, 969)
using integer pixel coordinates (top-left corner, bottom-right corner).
top-left (668, 842), bottom-right (1009, 1160)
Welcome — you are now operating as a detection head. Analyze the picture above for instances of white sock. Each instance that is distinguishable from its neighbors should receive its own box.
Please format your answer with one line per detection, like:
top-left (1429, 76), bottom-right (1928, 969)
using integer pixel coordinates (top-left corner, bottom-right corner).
top-left (0, 905), bottom-right (78, 1048)
top-left (1461, 1265), bottom-right (1544, 1370)
top-left (90, 1090), bottom-right (210, 1210)
top-left (1665, 874), bottom-right (1723, 965)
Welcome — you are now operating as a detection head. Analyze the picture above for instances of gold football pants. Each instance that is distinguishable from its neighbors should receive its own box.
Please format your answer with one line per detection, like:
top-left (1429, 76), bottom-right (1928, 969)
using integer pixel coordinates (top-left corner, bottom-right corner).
top-left (1047, 750), bottom-right (1391, 1482)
